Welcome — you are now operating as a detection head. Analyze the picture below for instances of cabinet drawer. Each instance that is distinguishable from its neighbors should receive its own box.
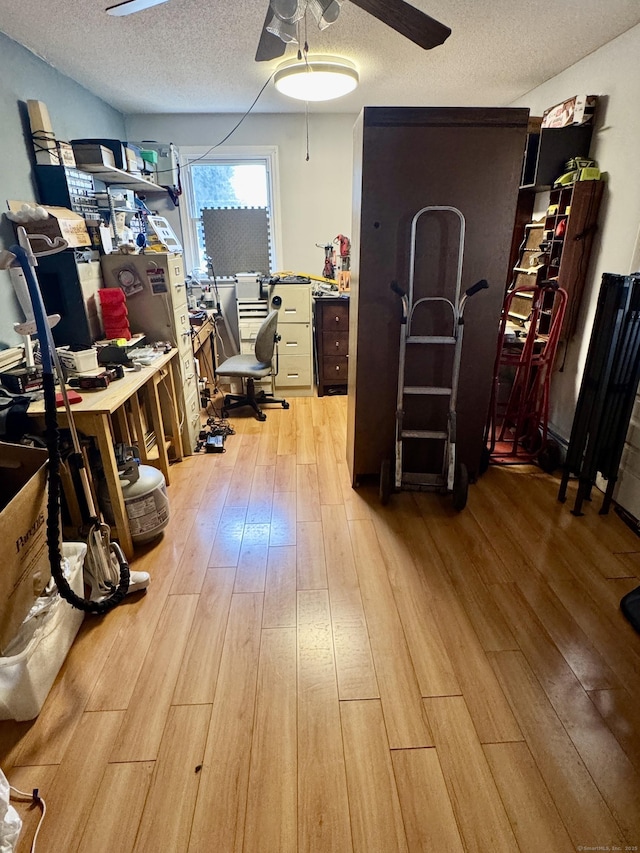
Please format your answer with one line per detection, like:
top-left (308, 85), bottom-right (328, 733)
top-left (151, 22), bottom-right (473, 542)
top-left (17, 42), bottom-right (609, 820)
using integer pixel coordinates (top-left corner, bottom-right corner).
top-left (152, 255), bottom-right (186, 309)
top-left (191, 318), bottom-right (214, 351)
top-left (238, 298), bottom-right (268, 321)
top-left (279, 323), bottom-right (311, 356)
top-left (270, 285), bottom-right (311, 323)
top-left (183, 389), bottom-right (202, 454)
top-left (170, 280), bottom-right (188, 313)
top-left (174, 306), bottom-right (192, 350)
top-left (322, 356), bottom-right (349, 382)
top-left (166, 255), bottom-right (185, 286)
top-left (276, 355), bottom-right (312, 388)
top-left (181, 352), bottom-right (198, 397)
top-left (177, 335), bottom-right (194, 367)
top-left (322, 331), bottom-right (349, 356)
top-left (320, 302), bottom-right (349, 330)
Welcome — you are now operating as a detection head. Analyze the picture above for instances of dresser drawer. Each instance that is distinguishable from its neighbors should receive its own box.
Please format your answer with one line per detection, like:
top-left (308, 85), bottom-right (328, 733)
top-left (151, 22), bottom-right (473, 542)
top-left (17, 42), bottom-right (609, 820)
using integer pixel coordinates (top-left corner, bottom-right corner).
top-left (322, 356), bottom-right (348, 382)
top-left (322, 331), bottom-right (349, 356)
top-left (319, 301), bottom-right (349, 330)
top-left (191, 316), bottom-right (215, 351)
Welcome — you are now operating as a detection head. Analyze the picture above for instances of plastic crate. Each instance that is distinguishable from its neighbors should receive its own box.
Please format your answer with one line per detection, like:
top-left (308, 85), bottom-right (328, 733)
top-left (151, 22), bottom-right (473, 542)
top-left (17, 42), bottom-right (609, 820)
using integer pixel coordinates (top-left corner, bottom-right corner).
top-left (0, 543), bottom-right (86, 721)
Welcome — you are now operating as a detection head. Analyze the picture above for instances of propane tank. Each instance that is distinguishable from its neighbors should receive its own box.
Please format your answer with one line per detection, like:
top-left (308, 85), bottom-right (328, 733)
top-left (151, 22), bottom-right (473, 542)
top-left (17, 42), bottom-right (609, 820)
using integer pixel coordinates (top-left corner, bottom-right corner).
top-left (101, 456), bottom-right (170, 544)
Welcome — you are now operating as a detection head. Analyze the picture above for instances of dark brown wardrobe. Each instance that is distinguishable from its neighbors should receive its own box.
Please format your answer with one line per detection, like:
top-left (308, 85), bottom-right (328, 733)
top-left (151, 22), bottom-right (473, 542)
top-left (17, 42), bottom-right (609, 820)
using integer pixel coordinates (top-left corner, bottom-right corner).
top-left (347, 107), bottom-right (529, 485)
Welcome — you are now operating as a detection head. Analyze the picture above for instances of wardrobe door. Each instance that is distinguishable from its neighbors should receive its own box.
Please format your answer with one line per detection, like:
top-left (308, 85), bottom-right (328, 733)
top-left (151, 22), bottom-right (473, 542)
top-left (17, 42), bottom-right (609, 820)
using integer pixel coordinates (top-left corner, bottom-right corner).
top-left (347, 107), bottom-right (529, 484)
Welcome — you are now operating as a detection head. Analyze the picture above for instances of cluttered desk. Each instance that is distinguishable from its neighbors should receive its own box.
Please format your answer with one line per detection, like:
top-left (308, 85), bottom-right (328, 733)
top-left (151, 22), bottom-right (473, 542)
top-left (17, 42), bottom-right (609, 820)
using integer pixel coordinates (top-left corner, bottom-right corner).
top-left (28, 347), bottom-right (183, 559)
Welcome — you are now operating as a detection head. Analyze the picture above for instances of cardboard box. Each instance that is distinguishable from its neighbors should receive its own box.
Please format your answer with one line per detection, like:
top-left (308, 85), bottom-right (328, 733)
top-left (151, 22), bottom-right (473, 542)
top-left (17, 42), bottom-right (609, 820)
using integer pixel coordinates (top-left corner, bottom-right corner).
top-left (72, 143), bottom-right (116, 169)
top-left (124, 147), bottom-right (144, 173)
top-left (26, 101), bottom-right (76, 167)
top-left (0, 443), bottom-right (51, 653)
top-left (56, 142), bottom-right (76, 168)
top-left (542, 95), bottom-right (597, 129)
top-left (71, 138), bottom-right (127, 169)
top-left (8, 201), bottom-right (91, 248)
top-left (0, 542), bottom-right (85, 720)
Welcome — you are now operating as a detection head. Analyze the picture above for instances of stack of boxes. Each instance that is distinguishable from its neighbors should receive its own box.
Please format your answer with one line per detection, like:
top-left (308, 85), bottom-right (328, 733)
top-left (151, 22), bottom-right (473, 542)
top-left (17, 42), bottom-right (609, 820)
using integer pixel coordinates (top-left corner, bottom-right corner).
top-left (98, 288), bottom-right (131, 341)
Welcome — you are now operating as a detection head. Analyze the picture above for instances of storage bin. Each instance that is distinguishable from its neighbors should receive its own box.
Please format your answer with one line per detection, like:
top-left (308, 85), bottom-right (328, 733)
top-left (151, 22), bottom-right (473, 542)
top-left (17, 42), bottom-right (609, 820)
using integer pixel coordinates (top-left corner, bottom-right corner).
top-left (57, 346), bottom-right (99, 373)
top-left (0, 542), bottom-right (86, 721)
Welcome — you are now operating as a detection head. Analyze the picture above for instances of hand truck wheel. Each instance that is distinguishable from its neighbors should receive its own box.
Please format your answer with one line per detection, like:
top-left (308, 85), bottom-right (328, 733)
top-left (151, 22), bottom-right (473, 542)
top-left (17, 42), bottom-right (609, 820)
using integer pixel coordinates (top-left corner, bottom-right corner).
top-left (379, 458), bottom-right (392, 506)
top-left (452, 461), bottom-right (469, 512)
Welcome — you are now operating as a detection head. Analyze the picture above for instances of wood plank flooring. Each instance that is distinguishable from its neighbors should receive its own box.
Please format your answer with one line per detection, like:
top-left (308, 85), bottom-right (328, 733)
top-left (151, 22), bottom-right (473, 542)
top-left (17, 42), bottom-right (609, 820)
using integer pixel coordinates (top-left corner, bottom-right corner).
top-left (2, 394), bottom-right (640, 851)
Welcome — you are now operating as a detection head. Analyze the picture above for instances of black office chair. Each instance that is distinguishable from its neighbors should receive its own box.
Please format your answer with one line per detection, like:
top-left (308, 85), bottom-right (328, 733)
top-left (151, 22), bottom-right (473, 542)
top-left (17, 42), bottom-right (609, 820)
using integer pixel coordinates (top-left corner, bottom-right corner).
top-left (215, 309), bottom-right (289, 421)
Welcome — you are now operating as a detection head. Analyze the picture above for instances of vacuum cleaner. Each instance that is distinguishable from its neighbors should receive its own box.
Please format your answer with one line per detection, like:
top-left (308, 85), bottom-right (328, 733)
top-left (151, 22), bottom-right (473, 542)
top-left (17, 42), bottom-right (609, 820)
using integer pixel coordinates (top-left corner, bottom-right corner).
top-left (0, 223), bottom-right (149, 613)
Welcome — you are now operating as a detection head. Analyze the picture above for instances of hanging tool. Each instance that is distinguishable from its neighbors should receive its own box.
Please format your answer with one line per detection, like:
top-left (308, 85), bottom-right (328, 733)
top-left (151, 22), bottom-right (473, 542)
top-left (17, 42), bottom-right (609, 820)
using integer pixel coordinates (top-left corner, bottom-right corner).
top-left (334, 234), bottom-right (351, 257)
top-left (316, 241), bottom-right (335, 279)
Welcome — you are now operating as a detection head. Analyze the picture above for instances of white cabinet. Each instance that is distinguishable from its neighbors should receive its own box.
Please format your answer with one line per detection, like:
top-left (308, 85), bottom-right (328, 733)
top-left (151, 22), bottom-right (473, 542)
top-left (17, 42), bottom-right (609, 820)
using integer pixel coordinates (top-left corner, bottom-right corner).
top-left (268, 283), bottom-right (314, 396)
top-left (100, 252), bottom-right (200, 454)
top-left (235, 285), bottom-right (314, 396)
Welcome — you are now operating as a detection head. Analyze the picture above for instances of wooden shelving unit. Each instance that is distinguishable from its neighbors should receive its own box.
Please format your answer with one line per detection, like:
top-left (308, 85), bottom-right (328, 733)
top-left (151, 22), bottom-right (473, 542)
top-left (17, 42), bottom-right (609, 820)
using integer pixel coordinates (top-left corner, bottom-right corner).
top-left (79, 162), bottom-right (165, 193)
top-left (507, 180), bottom-right (604, 341)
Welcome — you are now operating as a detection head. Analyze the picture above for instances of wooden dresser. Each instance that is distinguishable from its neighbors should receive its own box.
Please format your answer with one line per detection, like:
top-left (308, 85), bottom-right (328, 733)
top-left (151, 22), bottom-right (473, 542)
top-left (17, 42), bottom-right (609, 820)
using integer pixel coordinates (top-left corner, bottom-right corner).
top-left (314, 296), bottom-right (349, 396)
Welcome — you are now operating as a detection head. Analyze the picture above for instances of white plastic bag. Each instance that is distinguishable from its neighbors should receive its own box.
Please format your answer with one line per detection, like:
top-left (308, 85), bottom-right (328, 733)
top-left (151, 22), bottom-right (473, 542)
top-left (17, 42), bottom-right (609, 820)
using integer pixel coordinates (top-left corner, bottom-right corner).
top-left (0, 769), bottom-right (21, 853)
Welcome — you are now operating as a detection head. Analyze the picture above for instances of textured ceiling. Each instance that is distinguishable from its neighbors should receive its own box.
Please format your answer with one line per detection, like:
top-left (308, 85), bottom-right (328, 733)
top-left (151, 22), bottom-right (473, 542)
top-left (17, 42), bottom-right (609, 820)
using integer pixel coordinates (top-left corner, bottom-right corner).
top-left (1, 0), bottom-right (639, 115)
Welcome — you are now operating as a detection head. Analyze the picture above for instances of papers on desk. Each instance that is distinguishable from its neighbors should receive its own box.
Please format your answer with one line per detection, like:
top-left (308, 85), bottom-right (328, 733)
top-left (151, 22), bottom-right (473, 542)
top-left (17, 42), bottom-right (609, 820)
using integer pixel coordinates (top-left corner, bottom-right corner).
top-left (129, 345), bottom-right (171, 365)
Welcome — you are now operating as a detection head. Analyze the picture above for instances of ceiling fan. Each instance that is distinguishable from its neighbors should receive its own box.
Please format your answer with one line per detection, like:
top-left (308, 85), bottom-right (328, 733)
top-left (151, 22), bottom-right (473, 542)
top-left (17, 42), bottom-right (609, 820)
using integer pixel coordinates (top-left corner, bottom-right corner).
top-left (106, 0), bottom-right (169, 16)
top-left (255, 0), bottom-right (451, 62)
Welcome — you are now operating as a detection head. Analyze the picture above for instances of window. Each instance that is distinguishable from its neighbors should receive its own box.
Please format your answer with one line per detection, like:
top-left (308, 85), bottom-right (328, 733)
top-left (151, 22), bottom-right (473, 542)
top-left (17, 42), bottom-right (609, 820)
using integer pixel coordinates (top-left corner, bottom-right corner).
top-left (180, 146), bottom-right (280, 278)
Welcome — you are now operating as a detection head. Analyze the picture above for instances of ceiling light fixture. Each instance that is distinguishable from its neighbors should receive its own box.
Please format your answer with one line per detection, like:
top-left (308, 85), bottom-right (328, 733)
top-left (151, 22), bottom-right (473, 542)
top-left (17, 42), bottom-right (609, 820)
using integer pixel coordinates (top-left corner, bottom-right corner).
top-left (106, 0), bottom-right (169, 17)
top-left (274, 55), bottom-right (359, 102)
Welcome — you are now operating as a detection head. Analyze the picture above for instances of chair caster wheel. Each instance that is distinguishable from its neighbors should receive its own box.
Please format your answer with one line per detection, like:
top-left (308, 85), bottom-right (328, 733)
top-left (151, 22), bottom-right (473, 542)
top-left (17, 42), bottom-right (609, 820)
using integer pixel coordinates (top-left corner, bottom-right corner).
top-left (282, 401), bottom-right (290, 409)
top-left (257, 412), bottom-right (267, 421)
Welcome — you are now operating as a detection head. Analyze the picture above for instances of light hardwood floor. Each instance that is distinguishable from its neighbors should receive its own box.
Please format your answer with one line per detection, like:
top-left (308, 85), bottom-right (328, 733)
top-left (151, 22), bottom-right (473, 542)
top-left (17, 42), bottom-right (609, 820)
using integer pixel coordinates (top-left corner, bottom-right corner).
top-left (2, 394), bottom-right (640, 852)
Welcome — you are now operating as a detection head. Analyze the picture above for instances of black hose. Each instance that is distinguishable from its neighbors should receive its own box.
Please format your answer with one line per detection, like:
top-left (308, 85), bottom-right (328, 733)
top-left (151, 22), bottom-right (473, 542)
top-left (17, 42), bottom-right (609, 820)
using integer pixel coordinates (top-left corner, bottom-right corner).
top-left (43, 372), bottom-right (130, 614)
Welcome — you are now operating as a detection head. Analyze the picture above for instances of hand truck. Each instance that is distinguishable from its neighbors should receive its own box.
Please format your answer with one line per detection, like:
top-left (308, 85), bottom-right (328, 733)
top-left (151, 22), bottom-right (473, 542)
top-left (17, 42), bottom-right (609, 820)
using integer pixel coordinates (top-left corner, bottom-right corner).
top-left (379, 205), bottom-right (488, 510)
top-left (483, 280), bottom-right (567, 472)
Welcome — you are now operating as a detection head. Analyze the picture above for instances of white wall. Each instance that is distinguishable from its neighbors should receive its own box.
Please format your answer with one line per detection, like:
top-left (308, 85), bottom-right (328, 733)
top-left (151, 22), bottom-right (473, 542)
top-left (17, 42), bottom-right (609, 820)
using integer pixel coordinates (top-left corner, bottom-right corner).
top-left (124, 112), bottom-right (356, 277)
top-left (510, 23), bottom-right (640, 439)
top-left (0, 33), bottom-right (126, 348)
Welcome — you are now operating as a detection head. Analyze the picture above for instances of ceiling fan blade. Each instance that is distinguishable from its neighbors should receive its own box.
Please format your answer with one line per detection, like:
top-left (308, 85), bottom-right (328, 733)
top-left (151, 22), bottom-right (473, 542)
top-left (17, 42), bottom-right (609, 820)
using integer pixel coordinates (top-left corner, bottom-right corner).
top-left (349, 0), bottom-right (451, 50)
top-left (106, 0), bottom-right (169, 16)
top-left (256, 6), bottom-right (289, 61)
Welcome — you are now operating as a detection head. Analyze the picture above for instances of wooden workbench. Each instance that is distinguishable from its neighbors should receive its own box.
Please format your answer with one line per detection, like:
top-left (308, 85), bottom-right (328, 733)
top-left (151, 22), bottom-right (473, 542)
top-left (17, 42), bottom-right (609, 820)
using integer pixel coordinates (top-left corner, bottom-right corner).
top-left (28, 349), bottom-right (183, 559)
